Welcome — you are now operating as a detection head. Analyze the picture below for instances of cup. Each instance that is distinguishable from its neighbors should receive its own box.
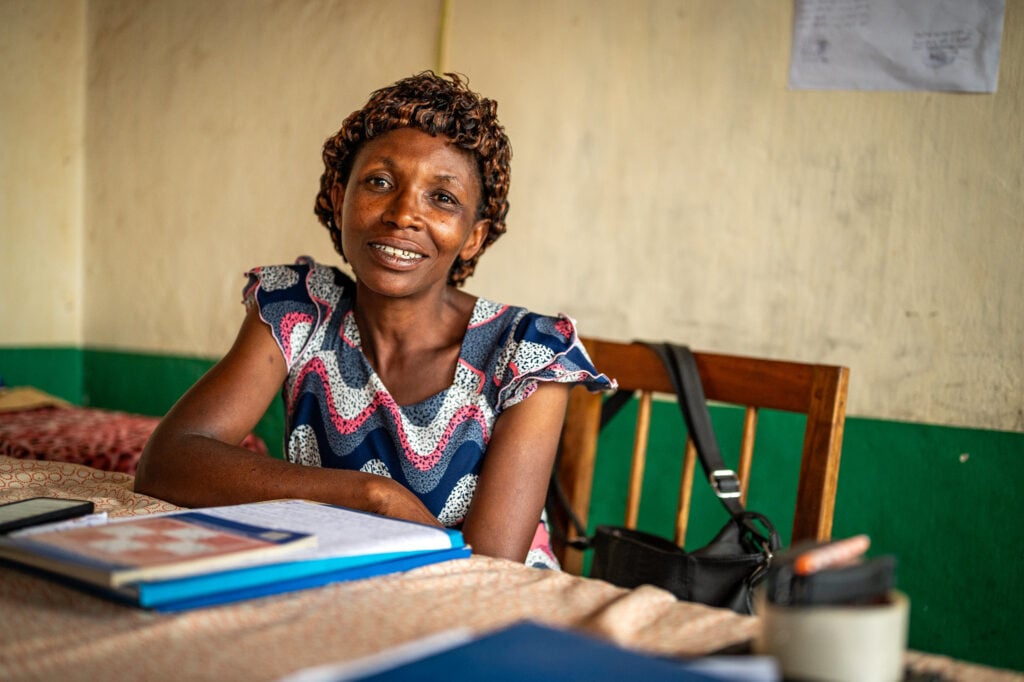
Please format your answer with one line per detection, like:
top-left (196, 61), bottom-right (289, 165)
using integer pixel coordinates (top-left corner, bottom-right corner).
top-left (753, 590), bottom-right (910, 682)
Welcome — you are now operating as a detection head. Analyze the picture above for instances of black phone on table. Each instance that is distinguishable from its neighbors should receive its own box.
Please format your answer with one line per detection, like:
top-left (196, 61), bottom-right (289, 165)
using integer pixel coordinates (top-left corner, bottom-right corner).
top-left (0, 497), bottom-right (95, 534)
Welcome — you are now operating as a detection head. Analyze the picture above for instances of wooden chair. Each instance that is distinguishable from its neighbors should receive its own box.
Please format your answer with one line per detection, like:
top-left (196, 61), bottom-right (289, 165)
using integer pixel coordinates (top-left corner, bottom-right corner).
top-left (552, 337), bottom-right (850, 575)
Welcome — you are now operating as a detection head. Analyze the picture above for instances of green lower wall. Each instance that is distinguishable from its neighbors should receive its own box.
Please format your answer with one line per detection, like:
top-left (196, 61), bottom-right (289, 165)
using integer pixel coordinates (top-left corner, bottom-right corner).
top-left (0, 347), bottom-right (84, 403)
top-left (0, 347), bottom-right (285, 458)
top-left (2, 347), bottom-right (1022, 671)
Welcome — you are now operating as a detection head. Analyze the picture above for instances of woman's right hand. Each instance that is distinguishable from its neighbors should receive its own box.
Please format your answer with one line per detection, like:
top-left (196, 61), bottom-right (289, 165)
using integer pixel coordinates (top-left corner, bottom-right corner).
top-left (365, 475), bottom-right (443, 527)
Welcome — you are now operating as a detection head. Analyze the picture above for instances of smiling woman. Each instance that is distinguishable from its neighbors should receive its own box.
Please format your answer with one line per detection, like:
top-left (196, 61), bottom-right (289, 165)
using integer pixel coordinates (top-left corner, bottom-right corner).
top-left (133, 72), bottom-right (615, 569)
top-left (331, 128), bottom-right (489, 306)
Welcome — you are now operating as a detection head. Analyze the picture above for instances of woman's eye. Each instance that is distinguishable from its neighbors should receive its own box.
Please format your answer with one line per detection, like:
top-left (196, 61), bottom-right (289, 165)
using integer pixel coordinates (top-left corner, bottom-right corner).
top-left (366, 176), bottom-right (390, 190)
top-left (434, 192), bottom-right (458, 206)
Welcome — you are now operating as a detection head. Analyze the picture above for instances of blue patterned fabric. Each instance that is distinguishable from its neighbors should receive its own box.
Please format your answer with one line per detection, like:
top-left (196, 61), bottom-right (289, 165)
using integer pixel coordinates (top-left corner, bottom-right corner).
top-left (243, 257), bottom-right (614, 567)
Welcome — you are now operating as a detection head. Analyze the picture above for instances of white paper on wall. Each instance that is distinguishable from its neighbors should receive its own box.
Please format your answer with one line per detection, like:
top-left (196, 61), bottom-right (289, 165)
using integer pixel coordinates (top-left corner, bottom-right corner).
top-left (788, 0), bottom-right (1005, 92)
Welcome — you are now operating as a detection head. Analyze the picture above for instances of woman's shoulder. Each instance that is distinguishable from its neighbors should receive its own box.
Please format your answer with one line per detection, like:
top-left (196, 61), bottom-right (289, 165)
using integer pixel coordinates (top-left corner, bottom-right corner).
top-left (241, 257), bottom-right (355, 370)
top-left (243, 256), bottom-right (354, 304)
top-left (463, 297), bottom-right (615, 408)
top-left (467, 297), bottom-right (573, 350)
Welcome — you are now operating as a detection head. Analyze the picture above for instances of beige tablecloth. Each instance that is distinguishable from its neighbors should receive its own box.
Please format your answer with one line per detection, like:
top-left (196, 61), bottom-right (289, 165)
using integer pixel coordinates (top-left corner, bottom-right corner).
top-left (0, 456), bottom-right (1019, 682)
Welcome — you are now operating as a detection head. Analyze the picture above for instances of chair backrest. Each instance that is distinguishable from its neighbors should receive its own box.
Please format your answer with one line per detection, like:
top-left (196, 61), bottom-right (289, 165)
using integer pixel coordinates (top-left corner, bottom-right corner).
top-left (553, 337), bottom-right (850, 574)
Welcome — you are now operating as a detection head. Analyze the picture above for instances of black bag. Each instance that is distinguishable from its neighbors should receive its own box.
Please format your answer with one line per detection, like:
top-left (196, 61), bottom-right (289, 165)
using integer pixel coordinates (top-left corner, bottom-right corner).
top-left (551, 343), bottom-right (780, 615)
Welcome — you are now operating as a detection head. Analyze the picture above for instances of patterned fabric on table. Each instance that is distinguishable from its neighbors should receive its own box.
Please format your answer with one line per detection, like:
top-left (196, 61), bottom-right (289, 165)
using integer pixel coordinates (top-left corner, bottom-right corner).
top-left (0, 406), bottom-right (269, 475)
top-left (244, 256), bottom-right (615, 568)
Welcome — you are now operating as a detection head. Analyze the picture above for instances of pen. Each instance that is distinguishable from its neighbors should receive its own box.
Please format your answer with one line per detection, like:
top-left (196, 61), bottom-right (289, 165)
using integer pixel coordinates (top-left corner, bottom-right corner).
top-left (792, 534), bottom-right (870, 576)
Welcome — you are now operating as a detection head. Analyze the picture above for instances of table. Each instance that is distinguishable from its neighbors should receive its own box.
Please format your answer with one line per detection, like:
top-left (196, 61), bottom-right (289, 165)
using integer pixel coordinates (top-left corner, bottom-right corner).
top-left (0, 456), bottom-right (1019, 682)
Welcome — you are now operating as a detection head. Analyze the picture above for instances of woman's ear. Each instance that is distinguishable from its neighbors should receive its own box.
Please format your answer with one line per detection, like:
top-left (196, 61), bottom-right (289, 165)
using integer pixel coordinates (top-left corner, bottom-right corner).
top-left (459, 219), bottom-right (490, 261)
top-left (329, 183), bottom-right (345, 220)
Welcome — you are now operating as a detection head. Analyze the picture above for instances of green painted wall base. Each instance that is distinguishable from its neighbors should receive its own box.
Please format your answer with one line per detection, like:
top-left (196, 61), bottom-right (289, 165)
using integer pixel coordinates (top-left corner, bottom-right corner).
top-left (0, 346), bottom-right (285, 458)
top-left (0, 347), bottom-right (83, 404)
top-left (2, 347), bottom-right (1022, 671)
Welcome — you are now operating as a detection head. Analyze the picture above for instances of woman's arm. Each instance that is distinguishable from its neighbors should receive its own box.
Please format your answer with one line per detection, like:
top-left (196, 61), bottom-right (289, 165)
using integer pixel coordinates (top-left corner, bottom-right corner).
top-left (134, 307), bottom-right (440, 527)
top-left (460, 381), bottom-right (571, 562)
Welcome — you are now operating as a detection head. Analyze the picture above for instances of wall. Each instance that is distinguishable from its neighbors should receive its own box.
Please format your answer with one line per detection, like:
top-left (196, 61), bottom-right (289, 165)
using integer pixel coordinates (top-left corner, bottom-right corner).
top-left (452, 1), bottom-right (1023, 433)
top-left (82, 0), bottom-right (440, 355)
top-left (2, 0), bottom-right (1022, 671)
top-left (5, 0), bottom-right (1019, 432)
top-left (0, 0), bottom-right (85, 348)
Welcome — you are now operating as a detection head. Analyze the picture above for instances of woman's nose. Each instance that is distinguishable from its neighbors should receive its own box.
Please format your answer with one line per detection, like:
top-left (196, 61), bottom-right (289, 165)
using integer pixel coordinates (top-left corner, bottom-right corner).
top-left (382, 188), bottom-right (423, 230)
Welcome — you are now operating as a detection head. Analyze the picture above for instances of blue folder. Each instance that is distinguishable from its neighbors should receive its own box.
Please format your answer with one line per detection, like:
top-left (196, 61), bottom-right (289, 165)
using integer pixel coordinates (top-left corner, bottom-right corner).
top-left (348, 621), bottom-right (725, 681)
top-left (146, 544), bottom-right (471, 611)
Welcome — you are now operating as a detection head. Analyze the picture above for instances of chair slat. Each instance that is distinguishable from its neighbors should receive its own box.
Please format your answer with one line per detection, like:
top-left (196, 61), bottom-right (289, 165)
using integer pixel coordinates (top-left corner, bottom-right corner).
top-left (552, 338), bottom-right (849, 572)
top-left (737, 406), bottom-right (758, 505)
top-left (624, 390), bottom-right (652, 528)
top-left (675, 437), bottom-right (697, 545)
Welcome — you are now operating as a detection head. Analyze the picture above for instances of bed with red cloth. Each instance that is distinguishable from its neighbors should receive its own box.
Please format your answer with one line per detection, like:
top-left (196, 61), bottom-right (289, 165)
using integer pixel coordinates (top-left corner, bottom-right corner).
top-left (0, 387), bottom-right (267, 474)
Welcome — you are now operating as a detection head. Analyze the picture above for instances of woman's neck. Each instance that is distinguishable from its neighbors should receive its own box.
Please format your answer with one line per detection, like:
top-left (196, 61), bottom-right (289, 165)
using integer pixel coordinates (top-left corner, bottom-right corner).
top-left (352, 282), bottom-right (478, 405)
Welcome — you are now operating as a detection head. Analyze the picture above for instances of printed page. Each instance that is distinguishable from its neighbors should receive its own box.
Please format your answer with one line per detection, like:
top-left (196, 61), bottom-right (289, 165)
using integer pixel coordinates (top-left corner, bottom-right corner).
top-left (194, 500), bottom-right (460, 561)
top-left (789, 0), bottom-right (1005, 92)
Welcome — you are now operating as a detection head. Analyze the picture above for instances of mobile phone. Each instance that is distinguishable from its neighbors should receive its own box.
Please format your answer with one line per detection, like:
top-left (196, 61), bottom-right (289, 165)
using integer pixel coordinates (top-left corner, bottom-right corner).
top-left (0, 497), bottom-right (95, 534)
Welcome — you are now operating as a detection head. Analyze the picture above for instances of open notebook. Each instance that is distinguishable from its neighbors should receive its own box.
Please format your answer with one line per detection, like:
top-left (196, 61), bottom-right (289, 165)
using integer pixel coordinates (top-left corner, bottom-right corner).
top-left (0, 499), bottom-right (468, 611)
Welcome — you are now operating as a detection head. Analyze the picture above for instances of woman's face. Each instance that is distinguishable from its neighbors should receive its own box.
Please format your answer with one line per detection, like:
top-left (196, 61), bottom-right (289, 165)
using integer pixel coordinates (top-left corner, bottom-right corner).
top-left (331, 127), bottom-right (489, 300)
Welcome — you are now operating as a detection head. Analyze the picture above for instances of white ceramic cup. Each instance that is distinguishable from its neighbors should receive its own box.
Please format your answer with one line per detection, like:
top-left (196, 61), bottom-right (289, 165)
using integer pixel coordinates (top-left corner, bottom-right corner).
top-left (753, 590), bottom-right (910, 682)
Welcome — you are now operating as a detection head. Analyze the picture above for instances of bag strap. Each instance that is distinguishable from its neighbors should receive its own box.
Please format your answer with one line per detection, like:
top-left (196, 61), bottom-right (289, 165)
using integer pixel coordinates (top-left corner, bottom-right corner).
top-left (646, 343), bottom-right (745, 518)
top-left (547, 342), bottom-right (779, 553)
top-left (647, 342), bottom-right (779, 551)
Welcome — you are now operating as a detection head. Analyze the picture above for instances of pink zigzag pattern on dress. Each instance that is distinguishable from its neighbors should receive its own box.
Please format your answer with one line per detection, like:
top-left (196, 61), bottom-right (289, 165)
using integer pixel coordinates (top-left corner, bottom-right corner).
top-left (422, 404), bottom-right (490, 471)
top-left (280, 312), bottom-right (313, 363)
top-left (290, 358), bottom-right (490, 472)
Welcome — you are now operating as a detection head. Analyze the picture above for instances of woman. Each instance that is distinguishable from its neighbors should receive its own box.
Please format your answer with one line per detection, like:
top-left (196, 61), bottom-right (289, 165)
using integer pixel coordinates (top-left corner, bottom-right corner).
top-left (135, 72), bottom-right (613, 568)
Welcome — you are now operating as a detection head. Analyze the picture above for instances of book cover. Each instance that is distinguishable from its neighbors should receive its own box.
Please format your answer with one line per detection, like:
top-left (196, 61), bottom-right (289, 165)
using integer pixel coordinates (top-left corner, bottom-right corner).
top-left (146, 544), bottom-right (472, 612)
top-left (280, 621), bottom-right (730, 682)
top-left (0, 499), bottom-right (468, 611)
top-left (0, 511), bottom-right (316, 588)
top-left (129, 500), bottom-right (466, 609)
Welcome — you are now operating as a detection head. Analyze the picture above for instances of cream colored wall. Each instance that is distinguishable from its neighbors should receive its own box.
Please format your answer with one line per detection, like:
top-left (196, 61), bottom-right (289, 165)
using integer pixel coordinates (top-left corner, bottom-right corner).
top-left (453, 1), bottom-right (1023, 432)
top-left (4, 1), bottom-right (1022, 431)
top-left (1, 0), bottom-right (85, 346)
top-left (82, 0), bottom-right (440, 355)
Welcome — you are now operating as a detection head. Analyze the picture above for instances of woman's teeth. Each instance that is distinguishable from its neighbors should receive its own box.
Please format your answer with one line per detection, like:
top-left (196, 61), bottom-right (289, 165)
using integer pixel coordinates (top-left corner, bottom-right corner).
top-left (373, 244), bottom-right (424, 261)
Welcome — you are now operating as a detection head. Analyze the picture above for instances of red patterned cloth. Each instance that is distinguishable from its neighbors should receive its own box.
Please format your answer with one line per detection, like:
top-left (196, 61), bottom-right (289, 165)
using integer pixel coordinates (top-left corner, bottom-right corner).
top-left (0, 406), bottom-right (268, 474)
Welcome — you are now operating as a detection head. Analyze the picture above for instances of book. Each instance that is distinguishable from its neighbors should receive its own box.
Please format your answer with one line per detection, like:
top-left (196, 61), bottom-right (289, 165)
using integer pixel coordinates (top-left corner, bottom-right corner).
top-left (146, 544), bottom-right (470, 612)
top-left (0, 510), bottom-right (316, 587)
top-left (0, 499), bottom-right (468, 611)
top-left (279, 621), bottom-right (751, 682)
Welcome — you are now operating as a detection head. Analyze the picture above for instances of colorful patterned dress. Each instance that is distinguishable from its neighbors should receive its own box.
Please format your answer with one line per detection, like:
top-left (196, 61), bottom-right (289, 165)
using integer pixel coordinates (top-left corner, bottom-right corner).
top-left (243, 257), bottom-right (614, 568)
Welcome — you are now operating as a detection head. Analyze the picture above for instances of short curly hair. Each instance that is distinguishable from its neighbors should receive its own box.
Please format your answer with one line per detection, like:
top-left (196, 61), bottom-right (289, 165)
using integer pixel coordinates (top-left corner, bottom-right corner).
top-left (314, 72), bottom-right (511, 287)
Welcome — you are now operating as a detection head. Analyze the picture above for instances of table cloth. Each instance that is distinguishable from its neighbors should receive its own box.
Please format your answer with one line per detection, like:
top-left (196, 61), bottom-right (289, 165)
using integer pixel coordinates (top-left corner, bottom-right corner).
top-left (0, 456), bottom-right (1019, 682)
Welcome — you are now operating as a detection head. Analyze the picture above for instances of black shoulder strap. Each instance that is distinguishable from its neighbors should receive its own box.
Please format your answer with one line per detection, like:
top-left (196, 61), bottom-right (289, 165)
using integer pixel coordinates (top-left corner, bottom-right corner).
top-left (548, 342), bottom-right (778, 551)
top-left (649, 343), bottom-right (779, 552)
top-left (646, 343), bottom-right (745, 519)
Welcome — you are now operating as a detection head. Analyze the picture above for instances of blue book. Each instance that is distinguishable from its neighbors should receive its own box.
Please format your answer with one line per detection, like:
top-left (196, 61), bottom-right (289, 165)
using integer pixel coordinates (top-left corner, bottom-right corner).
top-left (148, 544), bottom-right (471, 612)
top-left (307, 621), bottom-right (727, 682)
top-left (0, 499), bottom-right (467, 611)
top-left (0, 509), bottom-right (316, 587)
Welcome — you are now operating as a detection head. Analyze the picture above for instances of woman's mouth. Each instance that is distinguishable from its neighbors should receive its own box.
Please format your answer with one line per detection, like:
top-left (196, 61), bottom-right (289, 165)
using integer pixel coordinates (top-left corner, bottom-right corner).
top-left (371, 244), bottom-right (425, 262)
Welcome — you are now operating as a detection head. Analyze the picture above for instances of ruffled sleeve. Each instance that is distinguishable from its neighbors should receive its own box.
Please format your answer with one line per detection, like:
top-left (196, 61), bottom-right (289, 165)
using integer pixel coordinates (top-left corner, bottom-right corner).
top-left (241, 256), bottom-right (349, 371)
top-left (496, 313), bottom-right (616, 411)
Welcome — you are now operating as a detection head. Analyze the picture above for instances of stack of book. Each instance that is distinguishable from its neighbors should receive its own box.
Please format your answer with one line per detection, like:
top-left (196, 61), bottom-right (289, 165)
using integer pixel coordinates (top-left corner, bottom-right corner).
top-left (0, 499), bottom-right (469, 611)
